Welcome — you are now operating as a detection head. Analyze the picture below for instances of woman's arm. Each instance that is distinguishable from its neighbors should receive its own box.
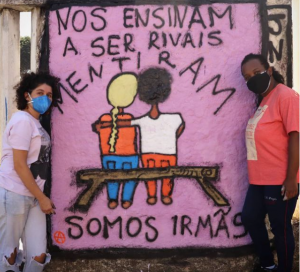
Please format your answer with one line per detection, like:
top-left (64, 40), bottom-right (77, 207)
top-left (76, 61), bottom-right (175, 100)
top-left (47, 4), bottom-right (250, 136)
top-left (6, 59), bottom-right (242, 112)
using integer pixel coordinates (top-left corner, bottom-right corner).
top-left (93, 119), bottom-right (132, 130)
top-left (282, 131), bottom-right (299, 200)
top-left (13, 149), bottom-right (55, 214)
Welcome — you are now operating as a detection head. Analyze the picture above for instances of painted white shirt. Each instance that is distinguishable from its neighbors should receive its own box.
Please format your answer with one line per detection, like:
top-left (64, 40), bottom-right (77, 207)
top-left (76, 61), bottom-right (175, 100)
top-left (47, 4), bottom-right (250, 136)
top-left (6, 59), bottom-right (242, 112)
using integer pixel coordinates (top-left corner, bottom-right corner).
top-left (131, 113), bottom-right (183, 154)
top-left (0, 111), bottom-right (50, 196)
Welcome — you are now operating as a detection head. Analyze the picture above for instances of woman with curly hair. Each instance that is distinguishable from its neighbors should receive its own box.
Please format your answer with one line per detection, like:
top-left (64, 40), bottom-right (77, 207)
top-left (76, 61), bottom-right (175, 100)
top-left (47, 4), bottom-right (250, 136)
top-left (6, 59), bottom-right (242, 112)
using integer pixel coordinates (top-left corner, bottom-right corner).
top-left (0, 72), bottom-right (59, 272)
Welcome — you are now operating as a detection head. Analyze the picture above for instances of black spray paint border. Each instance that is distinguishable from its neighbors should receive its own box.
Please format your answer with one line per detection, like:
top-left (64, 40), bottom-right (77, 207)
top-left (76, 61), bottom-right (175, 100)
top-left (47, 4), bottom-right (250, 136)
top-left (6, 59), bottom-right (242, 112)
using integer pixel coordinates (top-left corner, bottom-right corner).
top-left (38, 0), bottom-right (292, 257)
top-left (267, 4), bottom-right (293, 88)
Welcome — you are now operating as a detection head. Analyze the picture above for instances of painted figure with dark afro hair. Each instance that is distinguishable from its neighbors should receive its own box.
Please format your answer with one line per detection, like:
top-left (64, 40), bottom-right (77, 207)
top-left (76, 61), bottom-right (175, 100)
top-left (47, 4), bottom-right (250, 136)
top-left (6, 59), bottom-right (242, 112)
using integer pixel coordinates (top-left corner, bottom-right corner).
top-left (131, 67), bottom-right (185, 205)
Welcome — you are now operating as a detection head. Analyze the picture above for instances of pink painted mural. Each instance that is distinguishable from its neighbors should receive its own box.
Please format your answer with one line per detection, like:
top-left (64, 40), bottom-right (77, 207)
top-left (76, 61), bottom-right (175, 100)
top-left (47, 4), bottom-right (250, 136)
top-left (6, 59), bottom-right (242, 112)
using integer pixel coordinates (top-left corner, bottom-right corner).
top-left (49, 3), bottom-right (262, 250)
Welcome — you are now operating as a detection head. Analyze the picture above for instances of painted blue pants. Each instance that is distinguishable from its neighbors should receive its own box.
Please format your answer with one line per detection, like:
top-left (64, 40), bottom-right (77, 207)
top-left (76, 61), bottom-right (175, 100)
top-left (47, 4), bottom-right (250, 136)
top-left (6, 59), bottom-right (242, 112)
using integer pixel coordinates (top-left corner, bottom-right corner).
top-left (102, 155), bottom-right (139, 202)
top-left (241, 185), bottom-right (299, 272)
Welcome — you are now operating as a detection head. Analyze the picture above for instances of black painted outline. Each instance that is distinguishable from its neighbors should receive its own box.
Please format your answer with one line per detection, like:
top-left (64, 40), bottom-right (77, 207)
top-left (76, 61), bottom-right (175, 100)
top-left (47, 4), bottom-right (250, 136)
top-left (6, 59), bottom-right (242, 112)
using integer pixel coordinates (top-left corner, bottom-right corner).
top-left (267, 5), bottom-right (292, 88)
top-left (49, 243), bottom-right (256, 259)
top-left (70, 165), bottom-right (228, 214)
top-left (47, 0), bottom-right (265, 10)
top-left (39, 0), bottom-right (283, 256)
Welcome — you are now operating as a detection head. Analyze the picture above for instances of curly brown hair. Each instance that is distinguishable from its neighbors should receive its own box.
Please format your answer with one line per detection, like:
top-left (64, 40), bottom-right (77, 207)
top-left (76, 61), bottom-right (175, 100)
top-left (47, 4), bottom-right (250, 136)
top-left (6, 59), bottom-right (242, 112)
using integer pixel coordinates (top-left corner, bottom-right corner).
top-left (14, 72), bottom-right (60, 111)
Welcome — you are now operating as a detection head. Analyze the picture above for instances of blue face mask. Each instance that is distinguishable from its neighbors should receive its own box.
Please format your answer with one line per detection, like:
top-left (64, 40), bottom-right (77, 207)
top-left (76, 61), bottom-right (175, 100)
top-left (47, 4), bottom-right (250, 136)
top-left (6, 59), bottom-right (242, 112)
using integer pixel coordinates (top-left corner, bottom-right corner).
top-left (28, 93), bottom-right (52, 114)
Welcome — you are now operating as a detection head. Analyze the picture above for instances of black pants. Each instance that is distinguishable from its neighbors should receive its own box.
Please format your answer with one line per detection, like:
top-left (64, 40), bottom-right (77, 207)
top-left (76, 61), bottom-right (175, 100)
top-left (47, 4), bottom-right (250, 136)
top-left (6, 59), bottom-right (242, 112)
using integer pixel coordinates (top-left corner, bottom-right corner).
top-left (241, 185), bottom-right (299, 272)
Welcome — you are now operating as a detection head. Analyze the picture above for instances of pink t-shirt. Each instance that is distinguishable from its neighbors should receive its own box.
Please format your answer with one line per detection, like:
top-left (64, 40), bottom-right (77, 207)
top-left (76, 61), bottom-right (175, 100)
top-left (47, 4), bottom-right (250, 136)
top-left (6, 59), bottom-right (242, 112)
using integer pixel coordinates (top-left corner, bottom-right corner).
top-left (246, 84), bottom-right (299, 185)
top-left (0, 111), bottom-right (51, 196)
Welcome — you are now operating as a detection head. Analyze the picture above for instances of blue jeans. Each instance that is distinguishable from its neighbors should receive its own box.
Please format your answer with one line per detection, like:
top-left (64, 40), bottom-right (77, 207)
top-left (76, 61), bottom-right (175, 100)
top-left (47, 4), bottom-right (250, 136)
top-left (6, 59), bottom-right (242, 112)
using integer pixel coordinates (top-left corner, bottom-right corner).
top-left (102, 155), bottom-right (139, 202)
top-left (242, 185), bottom-right (299, 272)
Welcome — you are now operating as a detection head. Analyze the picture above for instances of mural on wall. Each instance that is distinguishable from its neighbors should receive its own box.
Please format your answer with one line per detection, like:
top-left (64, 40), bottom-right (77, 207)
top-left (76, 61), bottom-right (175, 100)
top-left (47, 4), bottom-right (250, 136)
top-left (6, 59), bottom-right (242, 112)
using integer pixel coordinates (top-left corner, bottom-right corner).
top-left (46, 0), bottom-right (292, 251)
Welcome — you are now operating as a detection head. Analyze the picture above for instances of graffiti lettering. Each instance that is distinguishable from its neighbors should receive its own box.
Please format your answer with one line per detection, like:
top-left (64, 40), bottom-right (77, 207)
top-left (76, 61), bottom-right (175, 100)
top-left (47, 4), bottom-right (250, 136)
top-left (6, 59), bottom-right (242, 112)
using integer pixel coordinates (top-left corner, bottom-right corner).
top-left (208, 6), bottom-right (233, 29)
top-left (91, 34), bottom-right (137, 57)
top-left (63, 37), bottom-right (78, 57)
top-left (91, 8), bottom-right (107, 31)
top-left (188, 6), bottom-right (206, 29)
top-left (207, 30), bottom-right (222, 46)
top-left (103, 216), bottom-right (123, 239)
top-left (267, 12), bottom-right (286, 63)
top-left (126, 217), bottom-right (143, 238)
top-left (196, 74), bottom-right (236, 115)
top-left (179, 57), bottom-right (204, 85)
top-left (56, 6), bottom-right (233, 36)
top-left (57, 55), bottom-right (236, 113)
top-left (214, 214), bottom-right (229, 238)
top-left (195, 215), bottom-right (213, 238)
top-left (123, 8), bottom-right (134, 28)
top-left (72, 10), bottom-right (87, 32)
top-left (65, 215), bottom-right (159, 242)
top-left (88, 63), bottom-right (103, 83)
top-left (66, 71), bottom-right (88, 94)
top-left (108, 35), bottom-right (121, 55)
top-left (122, 6), bottom-right (233, 30)
top-left (56, 7), bottom-right (71, 35)
top-left (65, 216), bottom-right (83, 239)
top-left (268, 39), bottom-right (284, 63)
top-left (267, 5), bottom-right (292, 86)
top-left (63, 213), bottom-right (245, 244)
top-left (112, 57), bottom-right (131, 72)
top-left (172, 212), bottom-right (244, 239)
top-left (145, 217), bottom-right (159, 242)
top-left (148, 31), bottom-right (223, 50)
top-left (55, 82), bottom-right (78, 114)
top-left (181, 215), bottom-right (193, 235)
top-left (124, 33), bottom-right (135, 52)
top-left (56, 7), bottom-right (107, 35)
top-left (135, 8), bottom-right (150, 27)
top-left (152, 7), bottom-right (165, 29)
top-left (87, 218), bottom-right (102, 236)
top-left (268, 14), bottom-right (286, 35)
top-left (123, 6), bottom-right (233, 29)
top-left (233, 213), bottom-right (248, 239)
top-left (158, 51), bottom-right (176, 69)
top-left (123, 6), bottom-right (232, 30)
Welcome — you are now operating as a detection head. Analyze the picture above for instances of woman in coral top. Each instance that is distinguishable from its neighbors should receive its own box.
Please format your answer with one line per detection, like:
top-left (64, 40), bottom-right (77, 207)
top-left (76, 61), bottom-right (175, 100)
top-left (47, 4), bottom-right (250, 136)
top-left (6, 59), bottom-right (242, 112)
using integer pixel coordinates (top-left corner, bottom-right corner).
top-left (241, 54), bottom-right (299, 272)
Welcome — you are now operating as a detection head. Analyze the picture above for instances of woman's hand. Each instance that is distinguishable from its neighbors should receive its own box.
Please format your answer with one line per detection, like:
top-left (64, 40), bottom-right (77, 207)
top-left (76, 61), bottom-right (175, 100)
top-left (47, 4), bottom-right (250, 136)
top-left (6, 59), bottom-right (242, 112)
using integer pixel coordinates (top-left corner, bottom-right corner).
top-left (282, 132), bottom-right (299, 200)
top-left (38, 195), bottom-right (56, 214)
top-left (282, 177), bottom-right (298, 200)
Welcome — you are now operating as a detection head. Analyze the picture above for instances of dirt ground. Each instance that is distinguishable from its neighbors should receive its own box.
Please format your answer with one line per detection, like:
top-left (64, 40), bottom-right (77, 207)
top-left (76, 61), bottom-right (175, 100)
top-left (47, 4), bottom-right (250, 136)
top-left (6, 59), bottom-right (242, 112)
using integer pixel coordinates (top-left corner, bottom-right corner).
top-left (44, 218), bottom-right (299, 272)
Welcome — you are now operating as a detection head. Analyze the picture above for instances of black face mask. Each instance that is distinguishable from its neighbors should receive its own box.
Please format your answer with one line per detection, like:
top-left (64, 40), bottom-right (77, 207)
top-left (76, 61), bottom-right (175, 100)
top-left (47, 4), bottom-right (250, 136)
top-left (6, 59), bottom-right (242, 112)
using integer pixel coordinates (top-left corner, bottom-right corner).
top-left (246, 71), bottom-right (271, 95)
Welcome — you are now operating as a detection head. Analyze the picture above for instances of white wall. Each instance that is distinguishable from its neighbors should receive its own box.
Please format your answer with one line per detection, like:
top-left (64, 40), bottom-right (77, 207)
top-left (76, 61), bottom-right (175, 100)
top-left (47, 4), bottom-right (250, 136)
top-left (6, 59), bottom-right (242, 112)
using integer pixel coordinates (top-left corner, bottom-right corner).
top-left (292, 0), bottom-right (299, 92)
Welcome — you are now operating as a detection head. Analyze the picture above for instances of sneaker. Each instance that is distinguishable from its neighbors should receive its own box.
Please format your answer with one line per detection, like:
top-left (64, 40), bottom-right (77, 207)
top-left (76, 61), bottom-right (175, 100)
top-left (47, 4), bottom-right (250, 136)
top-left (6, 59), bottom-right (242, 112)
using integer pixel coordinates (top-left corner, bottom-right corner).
top-left (253, 264), bottom-right (278, 272)
top-left (260, 265), bottom-right (278, 271)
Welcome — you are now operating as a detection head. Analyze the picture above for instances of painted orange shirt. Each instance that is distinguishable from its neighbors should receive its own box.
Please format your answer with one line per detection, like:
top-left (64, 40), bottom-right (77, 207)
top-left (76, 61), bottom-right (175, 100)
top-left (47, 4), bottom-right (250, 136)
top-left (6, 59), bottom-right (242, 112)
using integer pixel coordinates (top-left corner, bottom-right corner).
top-left (246, 84), bottom-right (299, 185)
top-left (96, 113), bottom-right (137, 156)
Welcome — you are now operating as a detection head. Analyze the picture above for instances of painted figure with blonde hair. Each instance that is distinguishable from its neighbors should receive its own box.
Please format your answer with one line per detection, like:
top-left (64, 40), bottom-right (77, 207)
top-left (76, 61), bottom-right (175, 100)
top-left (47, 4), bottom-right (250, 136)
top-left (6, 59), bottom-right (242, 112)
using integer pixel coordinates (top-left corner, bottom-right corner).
top-left (93, 73), bottom-right (138, 210)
